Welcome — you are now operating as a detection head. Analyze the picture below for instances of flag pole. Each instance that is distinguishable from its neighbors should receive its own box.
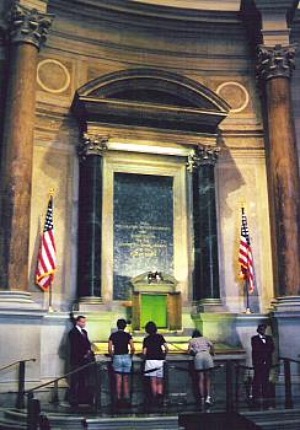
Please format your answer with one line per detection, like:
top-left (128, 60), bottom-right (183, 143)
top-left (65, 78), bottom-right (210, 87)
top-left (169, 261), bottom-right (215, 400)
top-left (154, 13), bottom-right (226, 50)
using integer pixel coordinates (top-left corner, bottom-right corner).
top-left (48, 278), bottom-right (54, 313)
top-left (239, 203), bottom-right (253, 314)
top-left (48, 188), bottom-right (55, 313)
top-left (245, 279), bottom-right (251, 314)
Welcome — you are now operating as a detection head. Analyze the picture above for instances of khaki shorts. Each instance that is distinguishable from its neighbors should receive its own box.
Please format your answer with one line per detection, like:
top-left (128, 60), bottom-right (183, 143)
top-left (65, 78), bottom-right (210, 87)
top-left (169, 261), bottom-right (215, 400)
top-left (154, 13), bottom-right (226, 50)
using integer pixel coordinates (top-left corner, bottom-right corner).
top-left (194, 351), bottom-right (213, 370)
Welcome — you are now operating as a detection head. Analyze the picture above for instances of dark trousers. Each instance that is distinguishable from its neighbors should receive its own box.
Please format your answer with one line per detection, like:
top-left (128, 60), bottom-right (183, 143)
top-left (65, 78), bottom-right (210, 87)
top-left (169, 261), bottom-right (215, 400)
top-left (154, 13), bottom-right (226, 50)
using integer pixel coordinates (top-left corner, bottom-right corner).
top-left (252, 364), bottom-right (271, 399)
top-left (69, 364), bottom-right (95, 405)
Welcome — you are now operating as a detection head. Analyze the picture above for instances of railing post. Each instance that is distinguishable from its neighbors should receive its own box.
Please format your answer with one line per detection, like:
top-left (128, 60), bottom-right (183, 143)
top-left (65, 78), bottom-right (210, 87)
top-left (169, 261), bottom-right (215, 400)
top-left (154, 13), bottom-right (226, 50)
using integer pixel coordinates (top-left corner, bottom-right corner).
top-left (235, 363), bottom-right (240, 410)
top-left (164, 360), bottom-right (169, 406)
top-left (16, 360), bottom-right (25, 409)
top-left (94, 361), bottom-right (102, 412)
top-left (39, 414), bottom-right (51, 430)
top-left (51, 380), bottom-right (59, 404)
top-left (27, 394), bottom-right (41, 430)
top-left (82, 418), bottom-right (88, 429)
top-left (225, 360), bottom-right (234, 412)
top-left (283, 359), bottom-right (293, 409)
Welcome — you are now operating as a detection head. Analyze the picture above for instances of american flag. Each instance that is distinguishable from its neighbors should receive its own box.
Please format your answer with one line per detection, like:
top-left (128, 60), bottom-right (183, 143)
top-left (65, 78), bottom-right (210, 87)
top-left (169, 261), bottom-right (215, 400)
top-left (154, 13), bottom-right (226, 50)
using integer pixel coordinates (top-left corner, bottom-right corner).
top-left (238, 207), bottom-right (255, 293)
top-left (36, 195), bottom-right (57, 291)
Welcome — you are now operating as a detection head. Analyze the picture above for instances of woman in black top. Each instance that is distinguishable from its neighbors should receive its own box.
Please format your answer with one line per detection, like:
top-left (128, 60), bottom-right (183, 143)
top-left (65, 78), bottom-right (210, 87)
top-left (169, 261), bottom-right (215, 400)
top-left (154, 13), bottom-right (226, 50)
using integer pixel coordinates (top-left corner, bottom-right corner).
top-left (108, 319), bottom-right (135, 406)
top-left (143, 321), bottom-right (168, 403)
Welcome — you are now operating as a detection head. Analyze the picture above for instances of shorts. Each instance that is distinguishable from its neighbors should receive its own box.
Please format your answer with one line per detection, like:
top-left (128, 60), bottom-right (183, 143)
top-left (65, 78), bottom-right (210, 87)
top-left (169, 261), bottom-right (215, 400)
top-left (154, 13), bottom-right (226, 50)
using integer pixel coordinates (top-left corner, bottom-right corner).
top-left (112, 354), bottom-right (132, 374)
top-left (144, 360), bottom-right (164, 378)
top-left (194, 351), bottom-right (213, 370)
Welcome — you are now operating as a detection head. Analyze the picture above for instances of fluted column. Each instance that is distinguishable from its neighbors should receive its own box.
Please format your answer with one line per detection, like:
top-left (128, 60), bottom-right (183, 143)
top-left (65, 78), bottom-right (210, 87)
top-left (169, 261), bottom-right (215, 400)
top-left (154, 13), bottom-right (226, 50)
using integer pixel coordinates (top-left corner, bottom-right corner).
top-left (189, 145), bottom-right (221, 303)
top-left (257, 44), bottom-right (300, 297)
top-left (76, 134), bottom-right (108, 302)
top-left (0, 3), bottom-right (53, 290)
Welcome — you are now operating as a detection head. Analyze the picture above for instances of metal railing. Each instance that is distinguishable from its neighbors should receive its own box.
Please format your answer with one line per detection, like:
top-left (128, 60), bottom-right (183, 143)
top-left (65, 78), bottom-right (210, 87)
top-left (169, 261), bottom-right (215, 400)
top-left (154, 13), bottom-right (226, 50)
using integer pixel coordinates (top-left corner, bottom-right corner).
top-left (25, 360), bottom-right (99, 430)
top-left (278, 356), bottom-right (300, 409)
top-left (0, 358), bottom-right (36, 409)
top-left (233, 357), bottom-right (300, 411)
top-left (2, 356), bottom-right (300, 429)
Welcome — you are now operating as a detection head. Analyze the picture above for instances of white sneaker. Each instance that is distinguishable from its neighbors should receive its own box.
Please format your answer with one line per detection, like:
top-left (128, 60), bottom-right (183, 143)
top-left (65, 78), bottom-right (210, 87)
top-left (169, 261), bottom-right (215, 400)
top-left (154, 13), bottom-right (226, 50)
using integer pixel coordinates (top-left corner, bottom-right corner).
top-left (205, 396), bottom-right (212, 406)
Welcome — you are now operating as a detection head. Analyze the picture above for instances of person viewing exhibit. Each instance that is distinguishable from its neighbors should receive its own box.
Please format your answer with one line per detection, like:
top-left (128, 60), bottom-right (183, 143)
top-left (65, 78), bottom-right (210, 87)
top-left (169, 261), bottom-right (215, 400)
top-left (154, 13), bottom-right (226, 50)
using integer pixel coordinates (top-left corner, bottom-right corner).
top-left (187, 329), bottom-right (215, 407)
top-left (142, 321), bottom-right (169, 406)
top-left (108, 318), bottom-right (135, 408)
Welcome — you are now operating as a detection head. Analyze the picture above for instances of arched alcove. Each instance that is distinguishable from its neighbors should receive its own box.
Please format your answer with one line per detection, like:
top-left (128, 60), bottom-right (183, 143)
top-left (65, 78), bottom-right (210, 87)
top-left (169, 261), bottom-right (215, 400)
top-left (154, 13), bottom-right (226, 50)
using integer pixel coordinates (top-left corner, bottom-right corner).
top-left (72, 68), bottom-right (229, 317)
top-left (72, 68), bottom-right (230, 133)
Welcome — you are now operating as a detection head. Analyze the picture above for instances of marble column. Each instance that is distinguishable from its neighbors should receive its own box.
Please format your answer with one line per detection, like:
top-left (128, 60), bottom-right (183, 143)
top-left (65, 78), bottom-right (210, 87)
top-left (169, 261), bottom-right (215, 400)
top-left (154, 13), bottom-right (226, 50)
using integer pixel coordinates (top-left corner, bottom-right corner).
top-left (189, 145), bottom-right (221, 307)
top-left (257, 44), bottom-right (300, 298)
top-left (76, 134), bottom-right (108, 305)
top-left (0, 3), bottom-right (53, 291)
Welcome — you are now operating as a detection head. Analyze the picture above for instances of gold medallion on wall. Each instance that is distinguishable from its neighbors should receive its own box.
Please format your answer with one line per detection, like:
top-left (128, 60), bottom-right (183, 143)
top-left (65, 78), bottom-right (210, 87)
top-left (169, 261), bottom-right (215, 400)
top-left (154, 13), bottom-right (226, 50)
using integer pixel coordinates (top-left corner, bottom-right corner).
top-left (37, 59), bottom-right (71, 95)
top-left (216, 81), bottom-right (249, 113)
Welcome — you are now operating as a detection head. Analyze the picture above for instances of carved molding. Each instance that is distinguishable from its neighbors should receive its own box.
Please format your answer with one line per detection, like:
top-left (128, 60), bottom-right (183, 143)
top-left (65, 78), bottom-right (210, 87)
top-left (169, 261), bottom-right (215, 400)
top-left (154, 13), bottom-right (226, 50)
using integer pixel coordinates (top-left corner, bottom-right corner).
top-left (8, 3), bottom-right (54, 49)
top-left (37, 59), bottom-right (71, 93)
top-left (257, 44), bottom-right (297, 81)
top-left (216, 81), bottom-right (249, 113)
top-left (187, 145), bottom-right (220, 172)
top-left (77, 134), bottom-right (109, 161)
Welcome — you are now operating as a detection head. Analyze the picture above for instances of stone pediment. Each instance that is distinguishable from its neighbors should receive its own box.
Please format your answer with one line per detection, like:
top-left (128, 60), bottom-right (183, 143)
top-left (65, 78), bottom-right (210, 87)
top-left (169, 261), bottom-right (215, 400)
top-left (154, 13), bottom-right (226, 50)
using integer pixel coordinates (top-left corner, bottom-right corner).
top-left (131, 271), bottom-right (178, 293)
top-left (72, 68), bottom-right (229, 134)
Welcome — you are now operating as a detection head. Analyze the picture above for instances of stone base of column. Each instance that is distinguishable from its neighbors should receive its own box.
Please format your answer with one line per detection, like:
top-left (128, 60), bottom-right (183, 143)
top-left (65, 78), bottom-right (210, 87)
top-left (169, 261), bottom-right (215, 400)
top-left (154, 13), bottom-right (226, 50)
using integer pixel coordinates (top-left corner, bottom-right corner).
top-left (270, 296), bottom-right (300, 400)
top-left (0, 291), bottom-right (43, 313)
top-left (75, 296), bottom-right (103, 312)
top-left (271, 295), bottom-right (300, 313)
top-left (271, 296), bottom-right (300, 360)
top-left (196, 298), bottom-right (225, 312)
top-left (192, 310), bottom-right (238, 344)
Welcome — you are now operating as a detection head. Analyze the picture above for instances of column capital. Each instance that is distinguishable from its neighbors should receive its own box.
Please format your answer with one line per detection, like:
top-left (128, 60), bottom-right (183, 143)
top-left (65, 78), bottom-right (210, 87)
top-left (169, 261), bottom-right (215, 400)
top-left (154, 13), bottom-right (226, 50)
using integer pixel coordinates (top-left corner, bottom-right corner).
top-left (77, 134), bottom-right (109, 161)
top-left (7, 2), bottom-right (54, 49)
top-left (257, 44), bottom-right (297, 81)
top-left (187, 145), bottom-right (220, 172)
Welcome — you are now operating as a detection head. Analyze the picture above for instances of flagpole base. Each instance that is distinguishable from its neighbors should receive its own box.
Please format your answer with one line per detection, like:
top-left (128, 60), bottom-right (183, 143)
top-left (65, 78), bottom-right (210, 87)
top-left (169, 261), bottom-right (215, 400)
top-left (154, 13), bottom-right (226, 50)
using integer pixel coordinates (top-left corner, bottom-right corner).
top-left (245, 308), bottom-right (252, 314)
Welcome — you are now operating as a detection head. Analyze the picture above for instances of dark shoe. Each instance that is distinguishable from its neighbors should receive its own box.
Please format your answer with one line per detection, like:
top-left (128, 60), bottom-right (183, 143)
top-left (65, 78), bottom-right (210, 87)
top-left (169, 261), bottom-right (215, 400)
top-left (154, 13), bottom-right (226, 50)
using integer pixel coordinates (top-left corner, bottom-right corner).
top-left (123, 399), bottom-right (131, 408)
top-left (156, 394), bottom-right (164, 407)
top-left (115, 399), bottom-right (123, 409)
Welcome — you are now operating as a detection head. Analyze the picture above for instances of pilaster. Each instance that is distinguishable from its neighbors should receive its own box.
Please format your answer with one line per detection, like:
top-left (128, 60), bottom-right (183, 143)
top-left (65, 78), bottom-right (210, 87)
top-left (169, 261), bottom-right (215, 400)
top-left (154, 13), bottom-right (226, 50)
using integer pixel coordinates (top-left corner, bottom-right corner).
top-left (189, 145), bottom-right (222, 309)
top-left (76, 134), bottom-right (108, 309)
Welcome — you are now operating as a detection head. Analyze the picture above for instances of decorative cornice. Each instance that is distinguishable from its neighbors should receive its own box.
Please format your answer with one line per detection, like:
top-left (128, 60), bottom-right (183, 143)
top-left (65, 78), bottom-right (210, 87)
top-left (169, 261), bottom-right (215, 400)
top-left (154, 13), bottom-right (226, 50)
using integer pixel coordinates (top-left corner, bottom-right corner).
top-left (77, 134), bottom-right (109, 161)
top-left (49, 0), bottom-right (241, 30)
top-left (8, 3), bottom-right (54, 49)
top-left (187, 145), bottom-right (220, 171)
top-left (256, 44), bottom-right (297, 81)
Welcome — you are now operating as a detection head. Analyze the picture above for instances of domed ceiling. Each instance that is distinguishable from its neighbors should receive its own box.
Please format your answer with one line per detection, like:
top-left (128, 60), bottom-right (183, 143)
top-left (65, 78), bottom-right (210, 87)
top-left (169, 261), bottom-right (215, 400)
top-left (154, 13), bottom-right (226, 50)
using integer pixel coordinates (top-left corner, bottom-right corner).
top-left (129, 0), bottom-right (241, 11)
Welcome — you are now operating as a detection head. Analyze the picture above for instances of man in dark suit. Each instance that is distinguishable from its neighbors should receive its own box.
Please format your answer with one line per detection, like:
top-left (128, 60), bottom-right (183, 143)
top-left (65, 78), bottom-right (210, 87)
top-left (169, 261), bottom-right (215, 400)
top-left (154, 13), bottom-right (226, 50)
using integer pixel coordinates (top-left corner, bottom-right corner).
top-left (68, 315), bottom-right (95, 406)
top-left (251, 323), bottom-right (274, 405)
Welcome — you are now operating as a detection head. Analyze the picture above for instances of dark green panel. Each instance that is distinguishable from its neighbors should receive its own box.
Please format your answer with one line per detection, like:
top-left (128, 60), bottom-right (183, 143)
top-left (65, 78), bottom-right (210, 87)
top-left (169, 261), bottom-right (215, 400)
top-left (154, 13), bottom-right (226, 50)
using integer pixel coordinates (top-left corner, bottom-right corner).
top-left (113, 173), bottom-right (173, 300)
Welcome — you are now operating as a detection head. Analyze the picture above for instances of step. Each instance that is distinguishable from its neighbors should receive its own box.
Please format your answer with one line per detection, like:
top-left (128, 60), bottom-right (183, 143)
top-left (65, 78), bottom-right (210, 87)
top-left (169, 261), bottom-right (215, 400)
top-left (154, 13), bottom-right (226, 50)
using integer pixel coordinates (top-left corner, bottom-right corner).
top-left (242, 408), bottom-right (300, 430)
top-left (1, 408), bottom-right (180, 430)
top-left (2, 406), bottom-right (300, 430)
